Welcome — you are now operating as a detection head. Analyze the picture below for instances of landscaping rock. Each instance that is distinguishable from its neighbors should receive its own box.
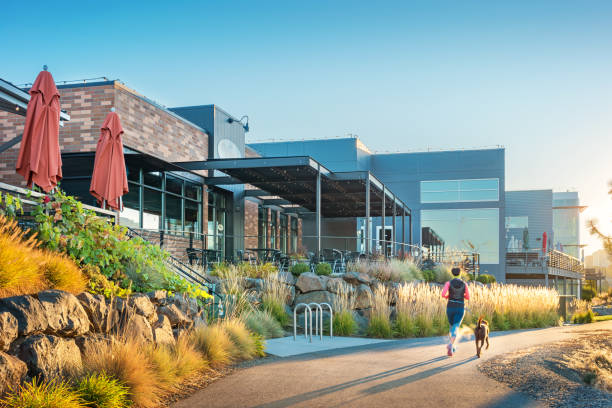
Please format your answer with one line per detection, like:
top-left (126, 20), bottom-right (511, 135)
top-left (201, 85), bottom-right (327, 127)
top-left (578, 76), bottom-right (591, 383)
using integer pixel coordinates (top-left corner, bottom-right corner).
top-left (245, 278), bottom-right (264, 291)
top-left (38, 290), bottom-right (90, 337)
top-left (0, 295), bottom-right (47, 336)
top-left (128, 294), bottom-right (157, 323)
top-left (123, 314), bottom-right (154, 343)
top-left (0, 312), bottom-right (18, 352)
top-left (330, 273), bottom-right (345, 278)
top-left (152, 314), bottom-right (175, 345)
top-left (319, 275), bottom-right (330, 291)
top-left (77, 292), bottom-right (113, 333)
top-left (343, 272), bottom-right (371, 286)
top-left (146, 290), bottom-right (167, 305)
top-left (295, 273), bottom-right (324, 293)
top-left (0, 352), bottom-right (27, 396)
top-left (353, 311), bottom-right (369, 335)
top-left (168, 294), bottom-right (200, 318)
top-left (294, 290), bottom-right (336, 307)
top-left (326, 278), bottom-right (353, 295)
top-left (159, 304), bottom-right (193, 328)
top-left (286, 285), bottom-right (296, 305)
top-left (75, 335), bottom-right (109, 357)
top-left (17, 335), bottom-right (82, 380)
top-left (354, 284), bottom-right (373, 309)
top-left (277, 272), bottom-right (296, 286)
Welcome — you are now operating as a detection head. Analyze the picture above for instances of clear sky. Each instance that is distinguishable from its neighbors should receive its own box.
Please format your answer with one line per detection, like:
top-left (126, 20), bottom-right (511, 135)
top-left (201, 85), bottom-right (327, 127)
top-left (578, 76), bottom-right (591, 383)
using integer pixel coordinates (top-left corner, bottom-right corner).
top-left (2, 0), bottom-right (612, 254)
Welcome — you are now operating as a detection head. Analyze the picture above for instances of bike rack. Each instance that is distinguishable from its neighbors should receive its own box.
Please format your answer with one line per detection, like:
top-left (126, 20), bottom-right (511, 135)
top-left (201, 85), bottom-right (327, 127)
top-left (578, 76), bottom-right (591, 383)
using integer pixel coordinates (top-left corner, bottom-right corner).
top-left (320, 302), bottom-right (333, 339)
top-left (293, 303), bottom-right (312, 342)
top-left (308, 303), bottom-right (324, 341)
top-left (293, 302), bottom-right (333, 342)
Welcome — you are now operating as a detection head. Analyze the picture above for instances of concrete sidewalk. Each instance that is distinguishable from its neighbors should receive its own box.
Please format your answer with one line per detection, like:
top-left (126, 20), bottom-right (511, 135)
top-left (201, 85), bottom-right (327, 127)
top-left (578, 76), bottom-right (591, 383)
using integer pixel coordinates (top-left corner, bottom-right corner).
top-left (265, 336), bottom-right (393, 357)
top-left (173, 321), bottom-right (612, 408)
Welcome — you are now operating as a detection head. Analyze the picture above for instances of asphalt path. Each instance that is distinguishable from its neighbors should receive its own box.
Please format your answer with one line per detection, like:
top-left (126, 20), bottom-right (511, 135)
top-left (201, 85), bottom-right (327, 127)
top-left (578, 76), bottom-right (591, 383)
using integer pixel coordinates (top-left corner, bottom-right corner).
top-left (173, 321), bottom-right (612, 408)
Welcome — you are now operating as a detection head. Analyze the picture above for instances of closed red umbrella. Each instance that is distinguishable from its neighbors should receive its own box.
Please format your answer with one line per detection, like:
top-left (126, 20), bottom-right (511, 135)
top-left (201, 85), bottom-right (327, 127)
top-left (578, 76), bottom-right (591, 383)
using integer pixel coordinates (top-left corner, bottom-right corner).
top-left (16, 68), bottom-right (62, 192)
top-left (89, 109), bottom-right (128, 210)
top-left (542, 231), bottom-right (548, 254)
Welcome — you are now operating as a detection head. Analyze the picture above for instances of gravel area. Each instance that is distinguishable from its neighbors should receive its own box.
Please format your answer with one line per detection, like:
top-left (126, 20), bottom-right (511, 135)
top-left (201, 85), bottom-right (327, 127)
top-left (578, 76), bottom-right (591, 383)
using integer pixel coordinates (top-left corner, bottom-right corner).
top-left (479, 329), bottom-right (612, 408)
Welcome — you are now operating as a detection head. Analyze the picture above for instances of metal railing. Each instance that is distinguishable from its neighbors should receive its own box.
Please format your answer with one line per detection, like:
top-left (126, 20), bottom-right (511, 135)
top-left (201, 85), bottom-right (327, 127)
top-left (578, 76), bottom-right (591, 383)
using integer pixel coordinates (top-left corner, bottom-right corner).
top-left (505, 249), bottom-right (584, 275)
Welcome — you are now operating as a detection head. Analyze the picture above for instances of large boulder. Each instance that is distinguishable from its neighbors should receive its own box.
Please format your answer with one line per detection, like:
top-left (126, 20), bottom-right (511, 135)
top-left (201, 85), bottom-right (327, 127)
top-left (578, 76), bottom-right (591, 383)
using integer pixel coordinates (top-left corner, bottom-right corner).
top-left (294, 291), bottom-right (336, 307)
top-left (0, 295), bottom-right (47, 336)
top-left (326, 278), bottom-right (353, 295)
top-left (75, 335), bottom-right (109, 358)
top-left (277, 272), bottom-right (296, 286)
top-left (353, 312), bottom-right (369, 335)
top-left (158, 304), bottom-right (193, 328)
top-left (167, 294), bottom-right (200, 318)
top-left (0, 312), bottom-right (18, 352)
top-left (245, 278), bottom-right (264, 291)
top-left (17, 335), bottom-right (82, 380)
top-left (354, 284), bottom-right (373, 309)
top-left (295, 273), bottom-right (324, 293)
top-left (286, 285), bottom-right (296, 305)
top-left (77, 292), bottom-right (112, 333)
top-left (343, 272), bottom-right (372, 286)
top-left (123, 315), bottom-right (154, 343)
top-left (146, 290), bottom-right (167, 305)
top-left (0, 352), bottom-right (27, 396)
top-left (152, 314), bottom-right (175, 345)
top-left (38, 290), bottom-right (90, 337)
top-left (319, 275), bottom-right (330, 291)
top-left (128, 294), bottom-right (157, 323)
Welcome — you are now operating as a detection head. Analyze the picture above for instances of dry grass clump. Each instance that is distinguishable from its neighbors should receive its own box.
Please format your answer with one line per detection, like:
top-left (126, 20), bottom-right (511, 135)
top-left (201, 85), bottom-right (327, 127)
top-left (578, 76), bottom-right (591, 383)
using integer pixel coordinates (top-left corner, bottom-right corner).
top-left (395, 283), bottom-right (447, 337)
top-left (191, 324), bottom-right (234, 367)
top-left (243, 310), bottom-right (284, 338)
top-left (566, 339), bottom-right (612, 392)
top-left (0, 216), bottom-right (87, 297)
top-left (348, 259), bottom-right (422, 283)
top-left (333, 281), bottom-right (357, 336)
top-left (261, 274), bottom-right (290, 326)
top-left (82, 337), bottom-right (162, 408)
top-left (367, 285), bottom-right (393, 338)
top-left (221, 318), bottom-right (258, 360)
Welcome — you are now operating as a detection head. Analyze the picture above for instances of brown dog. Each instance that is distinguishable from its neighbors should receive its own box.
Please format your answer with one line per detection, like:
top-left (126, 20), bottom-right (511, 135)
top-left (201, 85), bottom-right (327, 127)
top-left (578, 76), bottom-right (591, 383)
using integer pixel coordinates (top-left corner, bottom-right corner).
top-left (474, 316), bottom-right (489, 358)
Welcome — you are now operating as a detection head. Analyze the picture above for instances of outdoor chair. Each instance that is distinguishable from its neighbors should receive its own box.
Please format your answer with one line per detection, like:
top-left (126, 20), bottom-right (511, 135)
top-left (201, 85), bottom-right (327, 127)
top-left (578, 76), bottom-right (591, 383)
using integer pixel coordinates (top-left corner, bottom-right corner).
top-left (186, 248), bottom-right (202, 266)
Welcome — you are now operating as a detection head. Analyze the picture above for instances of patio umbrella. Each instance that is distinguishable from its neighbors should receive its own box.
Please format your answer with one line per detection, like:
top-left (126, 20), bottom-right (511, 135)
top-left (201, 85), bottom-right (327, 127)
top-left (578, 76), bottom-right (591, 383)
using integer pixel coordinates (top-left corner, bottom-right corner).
top-left (89, 109), bottom-right (128, 210)
top-left (15, 68), bottom-right (62, 192)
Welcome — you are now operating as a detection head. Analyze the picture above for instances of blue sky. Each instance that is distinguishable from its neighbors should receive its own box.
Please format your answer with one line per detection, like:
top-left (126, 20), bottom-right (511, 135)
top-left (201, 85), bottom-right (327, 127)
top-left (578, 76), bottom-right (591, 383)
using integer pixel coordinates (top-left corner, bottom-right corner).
top-left (2, 0), bottom-right (612, 254)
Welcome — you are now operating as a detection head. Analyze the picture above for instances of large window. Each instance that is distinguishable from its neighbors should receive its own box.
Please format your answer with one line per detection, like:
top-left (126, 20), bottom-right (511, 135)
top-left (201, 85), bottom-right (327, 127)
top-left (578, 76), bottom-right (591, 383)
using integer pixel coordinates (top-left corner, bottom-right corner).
top-left (421, 208), bottom-right (499, 264)
top-left (258, 206), bottom-right (268, 249)
top-left (280, 214), bottom-right (288, 253)
top-left (121, 164), bottom-right (202, 236)
top-left (208, 191), bottom-right (227, 256)
top-left (290, 217), bottom-right (298, 253)
top-left (270, 210), bottom-right (278, 249)
top-left (421, 179), bottom-right (499, 203)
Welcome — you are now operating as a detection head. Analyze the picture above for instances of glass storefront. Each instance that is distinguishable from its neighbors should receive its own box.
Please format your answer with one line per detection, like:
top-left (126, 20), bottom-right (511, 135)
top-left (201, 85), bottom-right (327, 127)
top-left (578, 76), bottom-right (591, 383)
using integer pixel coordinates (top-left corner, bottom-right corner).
top-left (270, 210), bottom-right (278, 249)
top-left (120, 165), bottom-right (203, 237)
top-left (280, 214), bottom-right (288, 253)
top-left (290, 217), bottom-right (298, 253)
top-left (421, 179), bottom-right (499, 203)
top-left (421, 208), bottom-right (499, 264)
top-left (207, 190), bottom-right (227, 257)
top-left (258, 206), bottom-right (268, 249)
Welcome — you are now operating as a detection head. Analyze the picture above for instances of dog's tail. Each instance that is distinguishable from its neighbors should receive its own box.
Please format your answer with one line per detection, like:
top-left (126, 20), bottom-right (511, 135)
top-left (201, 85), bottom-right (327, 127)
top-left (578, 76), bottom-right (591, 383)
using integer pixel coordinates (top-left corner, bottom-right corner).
top-left (477, 315), bottom-right (483, 328)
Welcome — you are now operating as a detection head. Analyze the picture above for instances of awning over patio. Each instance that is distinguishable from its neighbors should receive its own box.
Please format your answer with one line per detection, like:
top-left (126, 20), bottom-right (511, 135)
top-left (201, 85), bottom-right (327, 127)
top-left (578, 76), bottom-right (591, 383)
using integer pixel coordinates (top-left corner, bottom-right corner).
top-left (175, 156), bottom-right (412, 255)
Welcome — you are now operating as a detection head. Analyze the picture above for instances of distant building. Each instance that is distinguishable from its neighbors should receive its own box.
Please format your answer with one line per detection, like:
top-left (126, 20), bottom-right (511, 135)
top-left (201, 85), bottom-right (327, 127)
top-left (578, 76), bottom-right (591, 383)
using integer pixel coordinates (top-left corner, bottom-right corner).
top-left (553, 192), bottom-right (586, 259)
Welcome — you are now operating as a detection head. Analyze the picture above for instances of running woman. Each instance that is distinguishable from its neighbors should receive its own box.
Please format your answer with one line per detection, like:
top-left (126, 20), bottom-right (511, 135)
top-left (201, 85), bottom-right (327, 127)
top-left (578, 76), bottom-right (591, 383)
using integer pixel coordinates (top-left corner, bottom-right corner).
top-left (441, 267), bottom-right (470, 356)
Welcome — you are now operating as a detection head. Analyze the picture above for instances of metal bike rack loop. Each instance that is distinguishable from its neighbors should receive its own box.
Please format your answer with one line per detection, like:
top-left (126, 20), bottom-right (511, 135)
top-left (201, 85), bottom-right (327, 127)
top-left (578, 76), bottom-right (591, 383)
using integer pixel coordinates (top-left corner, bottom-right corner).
top-left (308, 303), bottom-right (324, 341)
top-left (293, 303), bottom-right (312, 342)
top-left (319, 302), bottom-right (333, 339)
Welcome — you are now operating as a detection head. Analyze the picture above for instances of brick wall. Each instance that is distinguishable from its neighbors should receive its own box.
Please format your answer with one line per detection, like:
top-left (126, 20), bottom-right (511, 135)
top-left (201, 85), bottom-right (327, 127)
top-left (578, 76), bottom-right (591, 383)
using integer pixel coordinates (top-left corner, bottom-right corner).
top-left (0, 81), bottom-right (209, 187)
top-left (244, 199), bottom-right (258, 249)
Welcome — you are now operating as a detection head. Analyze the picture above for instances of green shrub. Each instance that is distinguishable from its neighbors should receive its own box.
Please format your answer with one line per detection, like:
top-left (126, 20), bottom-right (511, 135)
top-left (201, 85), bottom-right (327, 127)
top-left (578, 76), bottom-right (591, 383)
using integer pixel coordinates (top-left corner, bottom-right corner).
top-left (421, 269), bottom-right (435, 282)
top-left (1, 378), bottom-right (83, 408)
top-left (367, 315), bottom-right (393, 338)
top-left (581, 285), bottom-right (597, 302)
top-left (76, 372), bottom-right (131, 408)
top-left (315, 263), bottom-right (332, 276)
top-left (290, 263), bottom-right (310, 276)
top-left (252, 333), bottom-right (266, 357)
top-left (244, 310), bottom-right (284, 338)
top-left (476, 274), bottom-right (496, 284)
top-left (333, 310), bottom-right (357, 336)
top-left (572, 309), bottom-right (595, 324)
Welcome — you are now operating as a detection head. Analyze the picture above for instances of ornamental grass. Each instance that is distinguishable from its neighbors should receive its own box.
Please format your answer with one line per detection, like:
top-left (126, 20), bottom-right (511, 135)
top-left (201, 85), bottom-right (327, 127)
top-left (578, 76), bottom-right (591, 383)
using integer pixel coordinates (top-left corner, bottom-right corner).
top-left (261, 274), bottom-right (290, 326)
top-left (332, 281), bottom-right (357, 336)
top-left (367, 285), bottom-right (393, 338)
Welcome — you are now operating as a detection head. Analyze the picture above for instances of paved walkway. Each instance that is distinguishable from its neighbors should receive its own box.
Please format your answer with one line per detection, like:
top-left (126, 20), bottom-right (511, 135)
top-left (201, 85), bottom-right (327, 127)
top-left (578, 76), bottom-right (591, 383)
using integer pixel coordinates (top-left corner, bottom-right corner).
top-left (173, 321), bottom-right (612, 408)
top-left (265, 336), bottom-right (392, 357)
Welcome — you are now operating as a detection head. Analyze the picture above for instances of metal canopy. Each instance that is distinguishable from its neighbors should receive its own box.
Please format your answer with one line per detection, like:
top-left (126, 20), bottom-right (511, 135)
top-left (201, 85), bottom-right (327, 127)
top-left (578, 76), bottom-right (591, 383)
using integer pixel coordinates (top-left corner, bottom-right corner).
top-left (176, 156), bottom-right (411, 219)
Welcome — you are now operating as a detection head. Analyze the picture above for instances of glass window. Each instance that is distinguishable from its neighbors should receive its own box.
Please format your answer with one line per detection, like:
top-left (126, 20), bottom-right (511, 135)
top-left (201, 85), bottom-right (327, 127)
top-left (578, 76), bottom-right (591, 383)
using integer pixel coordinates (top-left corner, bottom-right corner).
top-left (291, 217), bottom-right (298, 253)
top-left (142, 188), bottom-right (162, 230)
top-left (126, 165), bottom-right (140, 183)
top-left (119, 184), bottom-right (140, 228)
top-left (280, 214), bottom-right (288, 253)
top-left (143, 171), bottom-right (162, 188)
top-left (505, 216), bottom-right (528, 229)
top-left (165, 194), bottom-right (182, 234)
top-left (166, 174), bottom-right (183, 196)
top-left (420, 179), bottom-right (499, 203)
top-left (185, 200), bottom-right (200, 235)
top-left (185, 182), bottom-right (200, 200)
top-left (421, 208), bottom-right (499, 264)
top-left (258, 206), bottom-right (268, 249)
top-left (270, 210), bottom-right (278, 249)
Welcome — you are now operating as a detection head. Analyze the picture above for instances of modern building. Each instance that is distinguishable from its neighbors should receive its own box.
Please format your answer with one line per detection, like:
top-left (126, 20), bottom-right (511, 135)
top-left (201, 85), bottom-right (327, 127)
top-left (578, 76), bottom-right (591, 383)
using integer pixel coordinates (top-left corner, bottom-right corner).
top-left (0, 76), bottom-right (585, 290)
top-left (250, 138), bottom-right (506, 280)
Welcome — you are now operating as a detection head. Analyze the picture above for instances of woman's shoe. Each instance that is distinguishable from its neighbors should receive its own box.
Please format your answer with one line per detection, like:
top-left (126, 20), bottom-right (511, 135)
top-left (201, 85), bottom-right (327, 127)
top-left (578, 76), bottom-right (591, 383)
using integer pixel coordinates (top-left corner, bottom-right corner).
top-left (446, 344), bottom-right (453, 356)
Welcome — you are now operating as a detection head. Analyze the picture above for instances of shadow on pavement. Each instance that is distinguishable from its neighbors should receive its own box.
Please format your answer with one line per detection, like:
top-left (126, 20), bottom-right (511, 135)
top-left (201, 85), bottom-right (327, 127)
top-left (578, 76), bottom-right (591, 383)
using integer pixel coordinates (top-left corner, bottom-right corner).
top-left (252, 355), bottom-right (449, 408)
